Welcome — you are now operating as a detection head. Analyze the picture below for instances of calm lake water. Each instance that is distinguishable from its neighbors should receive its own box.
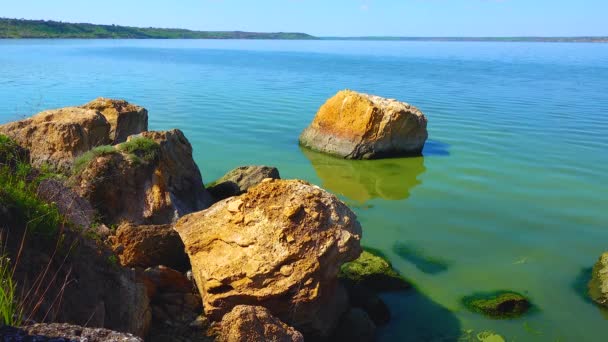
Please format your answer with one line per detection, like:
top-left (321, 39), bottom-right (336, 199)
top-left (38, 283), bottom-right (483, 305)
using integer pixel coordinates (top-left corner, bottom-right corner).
top-left (1, 39), bottom-right (607, 341)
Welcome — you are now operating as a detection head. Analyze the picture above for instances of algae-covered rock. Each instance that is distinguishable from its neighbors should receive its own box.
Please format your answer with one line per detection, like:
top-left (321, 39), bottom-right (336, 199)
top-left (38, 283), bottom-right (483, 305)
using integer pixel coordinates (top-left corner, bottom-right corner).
top-left (300, 90), bottom-right (428, 159)
top-left (340, 249), bottom-right (410, 291)
top-left (589, 252), bottom-right (608, 307)
top-left (462, 291), bottom-right (531, 318)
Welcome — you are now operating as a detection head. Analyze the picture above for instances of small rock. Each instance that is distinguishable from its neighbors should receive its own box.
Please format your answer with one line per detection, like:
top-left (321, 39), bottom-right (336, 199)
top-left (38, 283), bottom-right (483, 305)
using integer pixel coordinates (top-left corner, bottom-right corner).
top-left (340, 249), bottom-right (410, 292)
top-left (110, 223), bottom-right (190, 271)
top-left (462, 291), bottom-right (532, 318)
top-left (207, 165), bottom-right (280, 201)
top-left (0, 323), bottom-right (143, 342)
top-left (217, 305), bottom-right (304, 342)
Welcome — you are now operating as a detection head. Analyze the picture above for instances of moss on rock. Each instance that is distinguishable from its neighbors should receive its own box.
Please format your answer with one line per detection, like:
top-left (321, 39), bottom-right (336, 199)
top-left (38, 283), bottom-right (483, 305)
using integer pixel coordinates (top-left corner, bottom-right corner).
top-left (589, 252), bottom-right (608, 307)
top-left (339, 249), bottom-right (410, 292)
top-left (462, 291), bottom-right (531, 319)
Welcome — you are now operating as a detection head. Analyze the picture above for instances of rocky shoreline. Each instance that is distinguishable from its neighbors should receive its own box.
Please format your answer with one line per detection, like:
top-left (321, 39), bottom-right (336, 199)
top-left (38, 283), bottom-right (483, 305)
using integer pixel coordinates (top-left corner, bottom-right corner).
top-left (0, 92), bottom-right (601, 341)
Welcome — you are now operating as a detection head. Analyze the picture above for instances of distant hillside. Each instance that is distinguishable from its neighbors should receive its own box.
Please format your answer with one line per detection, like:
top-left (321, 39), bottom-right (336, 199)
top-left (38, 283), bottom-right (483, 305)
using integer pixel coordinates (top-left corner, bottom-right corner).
top-left (0, 18), bottom-right (318, 39)
top-left (322, 36), bottom-right (608, 43)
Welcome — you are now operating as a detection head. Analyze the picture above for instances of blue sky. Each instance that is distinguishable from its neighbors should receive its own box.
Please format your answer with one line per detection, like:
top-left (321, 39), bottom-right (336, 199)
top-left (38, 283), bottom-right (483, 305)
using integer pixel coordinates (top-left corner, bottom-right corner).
top-left (2, 0), bottom-right (606, 36)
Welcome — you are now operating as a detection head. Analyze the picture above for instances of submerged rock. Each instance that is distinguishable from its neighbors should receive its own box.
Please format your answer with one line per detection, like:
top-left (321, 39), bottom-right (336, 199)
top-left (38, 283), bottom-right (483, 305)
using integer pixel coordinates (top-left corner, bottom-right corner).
top-left (340, 249), bottom-right (410, 292)
top-left (589, 252), bottom-right (608, 307)
top-left (176, 179), bottom-right (362, 337)
top-left (0, 107), bottom-right (111, 171)
top-left (462, 291), bottom-right (531, 318)
top-left (81, 97), bottom-right (148, 144)
top-left (217, 305), bottom-right (304, 342)
top-left (71, 130), bottom-right (212, 225)
top-left (300, 90), bottom-right (428, 159)
top-left (0, 323), bottom-right (143, 342)
top-left (207, 165), bottom-right (280, 201)
top-left (110, 223), bottom-right (189, 271)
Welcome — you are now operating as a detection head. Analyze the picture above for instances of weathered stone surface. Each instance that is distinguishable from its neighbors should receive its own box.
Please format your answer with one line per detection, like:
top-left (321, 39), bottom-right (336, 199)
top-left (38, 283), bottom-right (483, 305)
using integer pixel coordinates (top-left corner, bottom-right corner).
top-left (332, 308), bottom-right (377, 342)
top-left (589, 252), bottom-right (608, 307)
top-left (71, 129), bottom-right (212, 225)
top-left (110, 223), bottom-right (190, 271)
top-left (143, 265), bottom-right (194, 294)
top-left (0, 323), bottom-right (143, 342)
top-left (176, 179), bottom-right (362, 336)
top-left (217, 305), bottom-right (304, 342)
top-left (37, 179), bottom-right (96, 229)
top-left (340, 250), bottom-right (410, 292)
top-left (82, 97), bottom-right (148, 144)
top-left (300, 90), bottom-right (428, 159)
top-left (136, 130), bottom-right (213, 217)
top-left (207, 165), bottom-right (280, 201)
top-left (0, 107), bottom-right (111, 171)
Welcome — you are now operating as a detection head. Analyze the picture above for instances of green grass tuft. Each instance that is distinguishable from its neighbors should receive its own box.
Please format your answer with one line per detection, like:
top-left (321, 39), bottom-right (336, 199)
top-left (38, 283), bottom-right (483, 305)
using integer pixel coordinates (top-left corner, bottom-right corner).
top-left (117, 137), bottom-right (160, 163)
top-left (72, 145), bottom-right (117, 174)
top-left (0, 255), bottom-right (22, 326)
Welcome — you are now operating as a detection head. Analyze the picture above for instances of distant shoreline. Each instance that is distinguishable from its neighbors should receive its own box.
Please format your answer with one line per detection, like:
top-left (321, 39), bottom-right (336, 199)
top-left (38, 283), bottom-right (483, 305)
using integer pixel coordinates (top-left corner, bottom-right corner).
top-left (1, 18), bottom-right (606, 42)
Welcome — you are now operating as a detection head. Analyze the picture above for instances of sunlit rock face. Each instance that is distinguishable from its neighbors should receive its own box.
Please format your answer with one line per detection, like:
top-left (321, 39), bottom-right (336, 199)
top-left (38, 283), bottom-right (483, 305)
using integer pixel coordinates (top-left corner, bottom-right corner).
top-left (176, 179), bottom-right (362, 337)
top-left (300, 90), bottom-right (428, 159)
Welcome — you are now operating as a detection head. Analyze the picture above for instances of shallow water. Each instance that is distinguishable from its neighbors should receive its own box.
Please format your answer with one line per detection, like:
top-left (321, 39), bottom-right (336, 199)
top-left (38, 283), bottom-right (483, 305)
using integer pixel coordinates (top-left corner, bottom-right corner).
top-left (1, 39), bottom-right (607, 341)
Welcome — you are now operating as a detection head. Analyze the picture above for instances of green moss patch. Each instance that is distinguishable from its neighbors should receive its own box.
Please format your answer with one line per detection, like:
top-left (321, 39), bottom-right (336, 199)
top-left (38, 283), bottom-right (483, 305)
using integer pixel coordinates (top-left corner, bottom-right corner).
top-left (340, 248), bottom-right (410, 292)
top-left (392, 242), bottom-right (449, 274)
top-left (117, 137), bottom-right (159, 163)
top-left (462, 291), bottom-right (532, 319)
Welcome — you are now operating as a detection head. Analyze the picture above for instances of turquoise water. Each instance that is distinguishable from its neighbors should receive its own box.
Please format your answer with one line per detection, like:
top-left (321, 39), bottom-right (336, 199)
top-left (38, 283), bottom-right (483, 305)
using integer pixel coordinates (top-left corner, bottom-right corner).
top-left (1, 40), bottom-right (608, 341)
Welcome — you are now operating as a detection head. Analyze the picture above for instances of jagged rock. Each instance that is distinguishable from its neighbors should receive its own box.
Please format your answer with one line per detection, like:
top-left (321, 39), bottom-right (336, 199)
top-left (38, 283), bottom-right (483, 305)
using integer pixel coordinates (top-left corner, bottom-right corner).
top-left (0, 323), bottom-right (143, 342)
top-left (217, 305), bottom-right (304, 342)
top-left (71, 129), bottom-right (212, 225)
top-left (0, 107), bottom-right (111, 171)
top-left (589, 252), bottom-right (608, 307)
top-left (37, 179), bottom-right (96, 229)
top-left (339, 250), bottom-right (410, 292)
top-left (207, 165), bottom-right (280, 201)
top-left (81, 97), bottom-right (148, 144)
top-left (300, 90), bottom-right (428, 159)
top-left (176, 179), bottom-right (362, 337)
top-left (332, 308), bottom-right (377, 342)
top-left (110, 223), bottom-right (189, 271)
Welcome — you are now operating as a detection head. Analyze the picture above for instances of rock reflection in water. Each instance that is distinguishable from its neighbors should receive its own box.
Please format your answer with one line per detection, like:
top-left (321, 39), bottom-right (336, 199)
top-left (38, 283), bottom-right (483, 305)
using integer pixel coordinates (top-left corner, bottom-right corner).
top-left (301, 147), bottom-right (426, 203)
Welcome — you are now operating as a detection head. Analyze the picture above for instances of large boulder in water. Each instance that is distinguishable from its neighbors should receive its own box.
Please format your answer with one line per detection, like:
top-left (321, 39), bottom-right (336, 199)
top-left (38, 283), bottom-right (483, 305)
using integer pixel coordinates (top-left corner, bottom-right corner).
top-left (0, 107), bottom-right (111, 171)
top-left (81, 97), bottom-right (148, 144)
top-left (176, 179), bottom-right (362, 337)
top-left (589, 252), bottom-right (608, 307)
top-left (217, 305), bottom-right (304, 342)
top-left (300, 90), bottom-right (428, 159)
top-left (71, 129), bottom-right (212, 225)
